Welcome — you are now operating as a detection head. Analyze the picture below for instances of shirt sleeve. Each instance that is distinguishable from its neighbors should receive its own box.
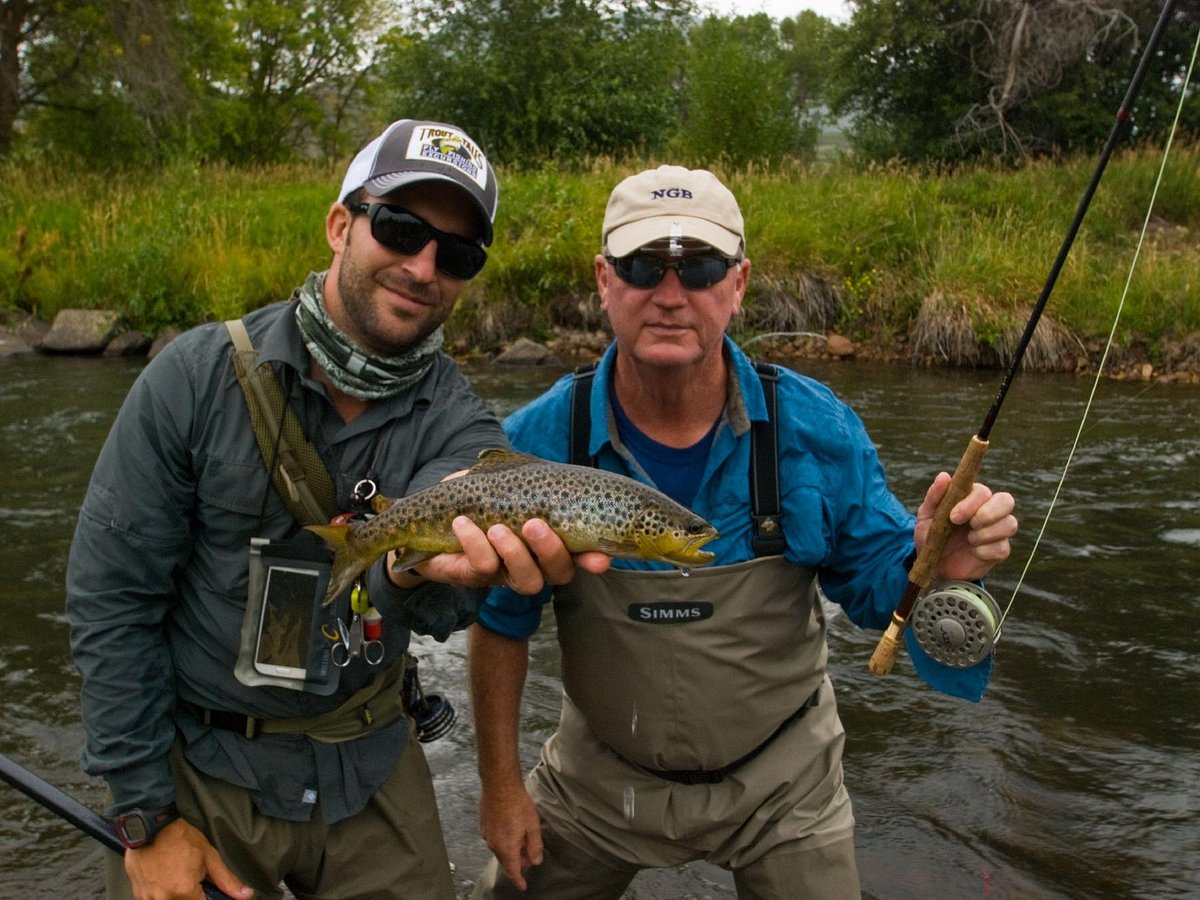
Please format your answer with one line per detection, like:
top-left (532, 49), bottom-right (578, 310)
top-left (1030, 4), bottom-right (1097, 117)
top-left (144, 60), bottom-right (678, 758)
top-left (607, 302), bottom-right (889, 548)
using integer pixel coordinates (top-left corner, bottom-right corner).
top-left (65, 347), bottom-right (197, 813)
top-left (475, 584), bottom-right (551, 639)
top-left (776, 382), bottom-right (914, 630)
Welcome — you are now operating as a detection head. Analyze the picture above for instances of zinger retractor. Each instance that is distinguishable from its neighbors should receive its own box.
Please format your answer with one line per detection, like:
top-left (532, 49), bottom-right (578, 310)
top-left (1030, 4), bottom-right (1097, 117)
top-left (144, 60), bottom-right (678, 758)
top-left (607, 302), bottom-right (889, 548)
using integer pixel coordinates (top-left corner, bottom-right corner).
top-left (412, 691), bottom-right (457, 743)
top-left (910, 580), bottom-right (1001, 668)
top-left (402, 655), bottom-right (457, 743)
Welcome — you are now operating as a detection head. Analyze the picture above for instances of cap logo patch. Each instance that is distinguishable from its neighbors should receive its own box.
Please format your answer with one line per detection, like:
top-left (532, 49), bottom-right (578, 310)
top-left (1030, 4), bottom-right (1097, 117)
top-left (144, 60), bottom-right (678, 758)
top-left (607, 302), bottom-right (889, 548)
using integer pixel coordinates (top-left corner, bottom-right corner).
top-left (651, 187), bottom-right (694, 199)
top-left (406, 125), bottom-right (489, 191)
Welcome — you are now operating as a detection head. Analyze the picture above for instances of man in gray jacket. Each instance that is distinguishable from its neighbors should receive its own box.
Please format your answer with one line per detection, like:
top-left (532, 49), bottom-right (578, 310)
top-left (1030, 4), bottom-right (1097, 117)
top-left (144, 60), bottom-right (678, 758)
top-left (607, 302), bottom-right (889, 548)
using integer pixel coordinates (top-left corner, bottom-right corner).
top-left (66, 119), bottom-right (602, 900)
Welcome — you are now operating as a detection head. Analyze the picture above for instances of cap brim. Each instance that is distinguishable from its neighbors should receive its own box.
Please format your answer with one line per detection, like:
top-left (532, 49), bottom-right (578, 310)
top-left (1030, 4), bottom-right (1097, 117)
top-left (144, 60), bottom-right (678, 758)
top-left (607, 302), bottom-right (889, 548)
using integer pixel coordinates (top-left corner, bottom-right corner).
top-left (364, 171), bottom-right (494, 246)
top-left (606, 216), bottom-right (742, 257)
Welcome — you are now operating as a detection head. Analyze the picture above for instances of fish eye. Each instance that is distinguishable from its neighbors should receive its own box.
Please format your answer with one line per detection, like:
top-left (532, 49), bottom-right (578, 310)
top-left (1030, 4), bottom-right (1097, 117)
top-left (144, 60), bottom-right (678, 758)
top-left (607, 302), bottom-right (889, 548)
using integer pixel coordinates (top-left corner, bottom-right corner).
top-left (686, 522), bottom-right (706, 534)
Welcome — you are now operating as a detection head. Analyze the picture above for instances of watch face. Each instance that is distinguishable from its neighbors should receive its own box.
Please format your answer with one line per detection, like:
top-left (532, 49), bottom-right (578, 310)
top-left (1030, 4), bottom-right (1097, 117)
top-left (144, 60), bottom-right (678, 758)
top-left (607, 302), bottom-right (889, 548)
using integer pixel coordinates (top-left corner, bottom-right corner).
top-left (117, 813), bottom-right (149, 847)
top-left (113, 804), bottom-right (178, 849)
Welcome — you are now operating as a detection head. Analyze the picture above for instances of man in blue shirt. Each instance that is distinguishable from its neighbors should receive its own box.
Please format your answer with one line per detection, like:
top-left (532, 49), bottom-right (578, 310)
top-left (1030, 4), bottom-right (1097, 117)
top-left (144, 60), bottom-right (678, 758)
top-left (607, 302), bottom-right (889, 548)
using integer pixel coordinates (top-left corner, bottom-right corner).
top-left (469, 166), bottom-right (1018, 899)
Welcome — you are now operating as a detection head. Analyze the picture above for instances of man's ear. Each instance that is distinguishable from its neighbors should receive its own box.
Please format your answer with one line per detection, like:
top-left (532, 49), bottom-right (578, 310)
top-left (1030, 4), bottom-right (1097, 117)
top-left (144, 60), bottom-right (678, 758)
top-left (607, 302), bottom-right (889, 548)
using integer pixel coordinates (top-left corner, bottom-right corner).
top-left (730, 258), bottom-right (751, 315)
top-left (326, 201), bottom-right (353, 254)
top-left (595, 254), bottom-right (611, 310)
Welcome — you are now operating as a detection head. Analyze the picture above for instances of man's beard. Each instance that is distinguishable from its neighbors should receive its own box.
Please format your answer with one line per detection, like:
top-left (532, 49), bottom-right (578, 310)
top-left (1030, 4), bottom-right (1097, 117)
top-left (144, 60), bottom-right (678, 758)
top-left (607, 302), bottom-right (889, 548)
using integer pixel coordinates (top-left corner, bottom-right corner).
top-left (336, 234), bottom-right (445, 356)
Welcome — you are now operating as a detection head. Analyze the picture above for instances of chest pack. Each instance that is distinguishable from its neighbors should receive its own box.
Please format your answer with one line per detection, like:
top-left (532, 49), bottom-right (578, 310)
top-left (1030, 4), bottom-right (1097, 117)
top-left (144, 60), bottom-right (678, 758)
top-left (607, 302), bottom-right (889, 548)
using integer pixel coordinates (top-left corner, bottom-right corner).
top-left (568, 360), bottom-right (785, 557)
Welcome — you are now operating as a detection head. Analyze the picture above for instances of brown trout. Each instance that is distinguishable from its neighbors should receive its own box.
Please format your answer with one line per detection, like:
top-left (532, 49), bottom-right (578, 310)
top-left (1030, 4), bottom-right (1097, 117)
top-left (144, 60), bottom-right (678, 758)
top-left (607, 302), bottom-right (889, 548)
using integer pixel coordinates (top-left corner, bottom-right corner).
top-left (307, 448), bottom-right (719, 605)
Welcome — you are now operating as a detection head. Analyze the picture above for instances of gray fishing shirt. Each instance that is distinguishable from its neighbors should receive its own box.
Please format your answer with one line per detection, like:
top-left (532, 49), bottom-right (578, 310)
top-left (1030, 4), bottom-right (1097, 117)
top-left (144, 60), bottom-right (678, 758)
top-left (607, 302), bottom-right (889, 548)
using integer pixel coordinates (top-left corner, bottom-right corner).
top-left (65, 295), bottom-right (506, 822)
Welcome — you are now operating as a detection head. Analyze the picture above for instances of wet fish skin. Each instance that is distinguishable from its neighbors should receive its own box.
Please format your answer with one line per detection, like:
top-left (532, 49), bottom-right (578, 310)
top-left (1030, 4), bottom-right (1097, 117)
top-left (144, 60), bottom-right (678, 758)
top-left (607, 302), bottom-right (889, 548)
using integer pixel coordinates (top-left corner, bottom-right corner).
top-left (307, 448), bottom-right (719, 605)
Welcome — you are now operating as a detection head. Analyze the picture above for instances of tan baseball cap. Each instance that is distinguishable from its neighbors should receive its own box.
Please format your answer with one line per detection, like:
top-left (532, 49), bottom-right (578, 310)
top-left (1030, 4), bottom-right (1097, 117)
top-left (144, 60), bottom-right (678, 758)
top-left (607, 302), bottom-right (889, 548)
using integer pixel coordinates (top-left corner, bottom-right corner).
top-left (602, 165), bottom-right (744, 258)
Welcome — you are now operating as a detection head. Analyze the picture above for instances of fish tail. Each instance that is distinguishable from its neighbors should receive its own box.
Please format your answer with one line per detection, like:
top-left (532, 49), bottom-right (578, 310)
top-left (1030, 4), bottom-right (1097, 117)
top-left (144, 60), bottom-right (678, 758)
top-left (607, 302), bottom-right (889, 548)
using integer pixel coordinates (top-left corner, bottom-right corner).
top-left (306, 524), bottom-right (367, 607)
top-left (322, 547), bottom-right (368, 606)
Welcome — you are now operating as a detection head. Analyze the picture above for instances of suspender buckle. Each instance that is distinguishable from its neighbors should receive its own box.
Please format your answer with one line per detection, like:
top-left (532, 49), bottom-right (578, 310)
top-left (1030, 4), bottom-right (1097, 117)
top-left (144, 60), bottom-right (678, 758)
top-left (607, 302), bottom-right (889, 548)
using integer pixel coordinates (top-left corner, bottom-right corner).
top-left (751, 515), bottom-right (786, 556)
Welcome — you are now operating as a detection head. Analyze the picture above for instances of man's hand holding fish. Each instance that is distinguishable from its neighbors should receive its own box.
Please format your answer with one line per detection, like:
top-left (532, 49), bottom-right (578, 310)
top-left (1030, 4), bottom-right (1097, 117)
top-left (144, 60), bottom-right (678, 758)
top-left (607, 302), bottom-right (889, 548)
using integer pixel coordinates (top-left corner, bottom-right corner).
top-left (386, 512), bottom-right (613, 594)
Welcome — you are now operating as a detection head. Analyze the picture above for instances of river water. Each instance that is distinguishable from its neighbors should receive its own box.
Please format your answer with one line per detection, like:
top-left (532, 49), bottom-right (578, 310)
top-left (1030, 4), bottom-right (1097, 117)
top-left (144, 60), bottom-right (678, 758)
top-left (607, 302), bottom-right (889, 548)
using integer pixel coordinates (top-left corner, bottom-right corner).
top-left (1, 351), bottom-right (1196, 899)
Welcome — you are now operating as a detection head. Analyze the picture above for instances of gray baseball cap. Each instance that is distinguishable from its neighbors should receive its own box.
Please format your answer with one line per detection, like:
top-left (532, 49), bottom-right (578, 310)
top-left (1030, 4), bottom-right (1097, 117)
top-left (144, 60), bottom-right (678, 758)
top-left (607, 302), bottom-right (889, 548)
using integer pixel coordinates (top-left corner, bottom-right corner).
top-left (339, 119), bottom-right (498, 246)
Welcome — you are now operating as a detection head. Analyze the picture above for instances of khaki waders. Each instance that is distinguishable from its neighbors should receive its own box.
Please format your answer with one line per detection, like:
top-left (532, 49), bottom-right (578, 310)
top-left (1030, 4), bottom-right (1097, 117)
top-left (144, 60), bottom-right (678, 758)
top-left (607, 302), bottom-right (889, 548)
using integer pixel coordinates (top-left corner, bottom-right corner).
top-left (107, 665), bottom-right (454, 899)
top-left (475, 557), bottom-right (861, 900)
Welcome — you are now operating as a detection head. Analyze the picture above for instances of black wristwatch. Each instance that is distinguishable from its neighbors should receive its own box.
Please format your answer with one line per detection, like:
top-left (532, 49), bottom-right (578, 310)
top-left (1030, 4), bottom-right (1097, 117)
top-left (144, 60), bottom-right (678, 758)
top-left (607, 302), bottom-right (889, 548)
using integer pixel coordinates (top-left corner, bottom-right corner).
top-left (112, 803), bottom-right (180, 849)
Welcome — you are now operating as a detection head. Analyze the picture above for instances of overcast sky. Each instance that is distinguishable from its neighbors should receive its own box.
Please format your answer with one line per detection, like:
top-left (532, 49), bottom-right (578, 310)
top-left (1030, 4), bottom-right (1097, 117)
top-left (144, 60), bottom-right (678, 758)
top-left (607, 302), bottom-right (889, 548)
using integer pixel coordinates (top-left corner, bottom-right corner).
top-left (701, 0), bottom-right (851, 22)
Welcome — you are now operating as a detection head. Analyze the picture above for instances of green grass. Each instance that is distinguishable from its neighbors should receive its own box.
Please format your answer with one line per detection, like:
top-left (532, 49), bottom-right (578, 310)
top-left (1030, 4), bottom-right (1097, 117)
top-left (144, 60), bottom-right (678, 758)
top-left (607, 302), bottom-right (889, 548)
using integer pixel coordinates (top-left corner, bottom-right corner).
top-left (2, 147), bottom-right (1197, 362)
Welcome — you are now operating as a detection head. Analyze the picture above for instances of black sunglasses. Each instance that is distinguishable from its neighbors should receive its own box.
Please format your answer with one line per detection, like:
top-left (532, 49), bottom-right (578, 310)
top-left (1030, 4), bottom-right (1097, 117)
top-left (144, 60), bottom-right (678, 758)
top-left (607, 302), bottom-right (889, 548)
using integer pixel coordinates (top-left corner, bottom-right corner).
top-left (606, 253), bottom-right (738, 290)
top-left (345, 201), bottom-right (487, 280)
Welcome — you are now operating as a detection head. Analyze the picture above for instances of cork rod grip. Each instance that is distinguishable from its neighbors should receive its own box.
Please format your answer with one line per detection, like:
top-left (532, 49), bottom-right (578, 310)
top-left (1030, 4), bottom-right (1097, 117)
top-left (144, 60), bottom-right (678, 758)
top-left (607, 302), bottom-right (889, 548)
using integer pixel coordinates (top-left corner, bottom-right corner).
top-left (868, 434), bottom-right (990, 675)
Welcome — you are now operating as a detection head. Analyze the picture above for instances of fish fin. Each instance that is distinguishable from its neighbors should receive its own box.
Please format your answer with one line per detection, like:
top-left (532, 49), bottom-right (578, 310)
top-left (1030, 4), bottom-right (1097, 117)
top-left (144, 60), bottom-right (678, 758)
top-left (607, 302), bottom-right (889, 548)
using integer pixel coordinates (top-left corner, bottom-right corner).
top-left (590, 537), bottom-right (640, 558)
top-left (371, 493), bottom-right (397, 514)
top-left (468, 447), bottom-right (543, 474)
top-left (392, 549), bottom-right (437, 573)
top-left (306, 523), bottom-right (348, 549)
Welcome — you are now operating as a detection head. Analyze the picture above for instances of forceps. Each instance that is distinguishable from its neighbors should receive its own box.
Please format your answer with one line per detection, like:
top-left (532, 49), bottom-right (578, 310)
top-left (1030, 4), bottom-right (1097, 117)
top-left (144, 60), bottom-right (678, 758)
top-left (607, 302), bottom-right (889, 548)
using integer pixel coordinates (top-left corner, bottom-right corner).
top-left (330, 615), bottom-right (384, 667)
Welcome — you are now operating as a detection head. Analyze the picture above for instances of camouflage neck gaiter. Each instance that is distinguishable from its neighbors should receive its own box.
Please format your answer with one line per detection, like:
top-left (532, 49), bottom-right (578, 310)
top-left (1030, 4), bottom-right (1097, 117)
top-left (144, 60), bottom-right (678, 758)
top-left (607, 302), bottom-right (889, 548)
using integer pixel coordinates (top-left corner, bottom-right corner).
top-left (294, 271), bottom-right (443, 401)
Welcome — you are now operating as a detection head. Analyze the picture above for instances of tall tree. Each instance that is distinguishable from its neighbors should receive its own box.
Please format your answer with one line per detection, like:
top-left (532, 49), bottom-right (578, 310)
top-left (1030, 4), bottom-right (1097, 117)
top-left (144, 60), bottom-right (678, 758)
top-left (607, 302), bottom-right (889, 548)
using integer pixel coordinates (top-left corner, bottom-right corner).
top-left (0, 0), bottom-right (114, 158)
top-left (210, 0), bottom-right (381, 163)
top-left (379, 0), bottom-right (695, 166)
top-left (0, 0), bottom-right (36, 156)
top-left (955, 0), bottom-right (1139, 157)
top-left (9, 0), bottom-right (383, 165)
top-left (831, 0), bottom-right (1199, 163)
top-left (677, 13), bottom-right (813, 166)
top-left (780, 9), bottom-right (842, 113)
top-left (829, 0), bottom-right (989, 162)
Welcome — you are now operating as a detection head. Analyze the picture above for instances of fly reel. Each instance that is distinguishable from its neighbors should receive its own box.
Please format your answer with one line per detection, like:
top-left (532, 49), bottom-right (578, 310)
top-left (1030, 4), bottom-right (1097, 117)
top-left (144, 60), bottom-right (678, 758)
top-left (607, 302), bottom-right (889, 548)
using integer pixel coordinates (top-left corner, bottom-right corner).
top-left (910, 580), bottom-right (1001, 668)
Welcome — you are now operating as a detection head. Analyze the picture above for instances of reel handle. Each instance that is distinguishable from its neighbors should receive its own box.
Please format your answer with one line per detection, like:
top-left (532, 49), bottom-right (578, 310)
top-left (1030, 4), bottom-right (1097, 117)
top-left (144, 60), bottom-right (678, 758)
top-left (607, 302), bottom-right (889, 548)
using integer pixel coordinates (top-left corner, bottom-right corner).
top-left (868, 434), bottom-right (990, 675)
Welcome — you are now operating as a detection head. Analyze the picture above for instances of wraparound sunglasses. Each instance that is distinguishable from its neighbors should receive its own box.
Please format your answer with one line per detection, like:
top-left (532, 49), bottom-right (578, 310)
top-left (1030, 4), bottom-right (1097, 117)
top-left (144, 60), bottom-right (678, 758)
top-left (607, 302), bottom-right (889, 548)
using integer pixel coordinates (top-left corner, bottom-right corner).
top-left (345, 201), bottom-right (487, 280)
top-left (605, 253), bottom-right (738, 290)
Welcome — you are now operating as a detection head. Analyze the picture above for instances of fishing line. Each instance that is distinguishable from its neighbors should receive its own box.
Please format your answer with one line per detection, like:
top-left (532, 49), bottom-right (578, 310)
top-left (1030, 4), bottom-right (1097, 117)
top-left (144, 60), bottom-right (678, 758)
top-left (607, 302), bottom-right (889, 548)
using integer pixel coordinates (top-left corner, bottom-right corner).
top-left (997, 20), bottom-right (1200, 640)
top-left (1068, 380), bottom-right (1156, 439)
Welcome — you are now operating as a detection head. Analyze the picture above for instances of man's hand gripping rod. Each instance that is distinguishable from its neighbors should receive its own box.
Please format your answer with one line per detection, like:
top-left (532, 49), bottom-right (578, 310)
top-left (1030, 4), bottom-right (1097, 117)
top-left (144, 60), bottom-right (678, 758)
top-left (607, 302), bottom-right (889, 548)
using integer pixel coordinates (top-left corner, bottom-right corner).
top-left (868, 435), bottom-right (987, 674)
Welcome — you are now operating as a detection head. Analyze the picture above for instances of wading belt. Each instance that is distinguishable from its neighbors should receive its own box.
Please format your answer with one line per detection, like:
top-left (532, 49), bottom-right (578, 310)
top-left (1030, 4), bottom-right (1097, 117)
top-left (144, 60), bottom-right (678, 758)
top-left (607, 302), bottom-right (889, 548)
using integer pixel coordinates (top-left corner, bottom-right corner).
top-left (613, 686), bottom-right (820, 785)
top-left (225, 319), bottom-right (337, 526)
top-left (178, 655), bottom-right (412, 744)
top-left (569, 360), bottom-right (785, 557)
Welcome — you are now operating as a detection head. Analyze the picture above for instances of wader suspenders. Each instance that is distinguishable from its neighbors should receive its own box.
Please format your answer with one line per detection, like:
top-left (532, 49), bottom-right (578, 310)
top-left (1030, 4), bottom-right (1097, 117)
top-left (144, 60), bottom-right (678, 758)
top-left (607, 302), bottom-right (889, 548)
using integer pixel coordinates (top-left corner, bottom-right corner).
top-left (568, 360), bottom-right (785, 557)
top-left (569, 363), bottom-right (599, 468)
top-left (748, 361), bottom-right (786, 556)
top-left (225, 319), bottom-right (338, 526)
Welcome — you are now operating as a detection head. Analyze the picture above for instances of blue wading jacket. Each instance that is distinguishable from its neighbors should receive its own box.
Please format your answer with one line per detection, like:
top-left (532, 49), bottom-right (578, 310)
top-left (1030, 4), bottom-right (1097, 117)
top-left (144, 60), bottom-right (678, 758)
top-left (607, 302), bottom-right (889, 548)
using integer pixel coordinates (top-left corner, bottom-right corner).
top-left (478, 337), bottom-right (992, 701)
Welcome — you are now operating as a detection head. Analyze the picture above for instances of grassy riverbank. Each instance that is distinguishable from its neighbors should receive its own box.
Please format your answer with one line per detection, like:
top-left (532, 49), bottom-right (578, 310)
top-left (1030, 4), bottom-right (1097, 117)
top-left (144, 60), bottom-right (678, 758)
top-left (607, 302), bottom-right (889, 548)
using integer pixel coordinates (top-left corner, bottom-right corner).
top-left (2, 147), bottom-right (1197, 373)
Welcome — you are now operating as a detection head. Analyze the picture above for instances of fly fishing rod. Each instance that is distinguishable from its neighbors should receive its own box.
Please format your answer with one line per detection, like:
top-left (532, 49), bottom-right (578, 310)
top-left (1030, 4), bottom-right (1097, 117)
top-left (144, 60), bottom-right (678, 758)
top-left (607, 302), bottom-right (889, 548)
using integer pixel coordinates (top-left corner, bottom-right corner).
top-left (0, 751), bottom-right (233, 900)
top-left (869, 0), bottom-right (1181, 675)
